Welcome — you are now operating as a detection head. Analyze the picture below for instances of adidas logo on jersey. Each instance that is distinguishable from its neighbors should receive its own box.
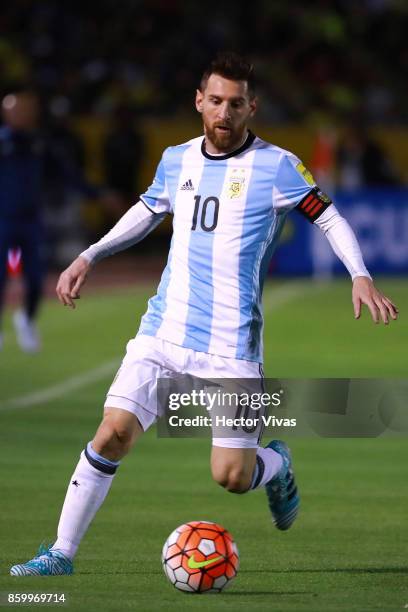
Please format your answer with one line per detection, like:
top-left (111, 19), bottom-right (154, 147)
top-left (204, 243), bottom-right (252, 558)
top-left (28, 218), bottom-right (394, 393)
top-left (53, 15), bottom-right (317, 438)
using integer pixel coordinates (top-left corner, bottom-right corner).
top-left (180, 179), bottom-right (194, 191)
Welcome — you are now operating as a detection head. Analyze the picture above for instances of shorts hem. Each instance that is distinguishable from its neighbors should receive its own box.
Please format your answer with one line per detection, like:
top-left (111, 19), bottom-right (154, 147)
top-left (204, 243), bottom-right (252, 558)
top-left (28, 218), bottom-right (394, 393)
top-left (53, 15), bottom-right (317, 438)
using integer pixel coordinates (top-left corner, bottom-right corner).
top-left (104, 394), bottom-right (157, 432)
top-left (212, 437), bottom-right (260, 449)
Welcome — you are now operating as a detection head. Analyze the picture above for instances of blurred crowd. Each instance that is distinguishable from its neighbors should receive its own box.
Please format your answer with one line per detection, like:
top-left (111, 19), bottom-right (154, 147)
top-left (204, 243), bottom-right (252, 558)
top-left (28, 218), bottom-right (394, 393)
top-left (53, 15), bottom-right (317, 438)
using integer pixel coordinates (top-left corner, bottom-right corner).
top-left (0, 0), bottom-right (407, 123)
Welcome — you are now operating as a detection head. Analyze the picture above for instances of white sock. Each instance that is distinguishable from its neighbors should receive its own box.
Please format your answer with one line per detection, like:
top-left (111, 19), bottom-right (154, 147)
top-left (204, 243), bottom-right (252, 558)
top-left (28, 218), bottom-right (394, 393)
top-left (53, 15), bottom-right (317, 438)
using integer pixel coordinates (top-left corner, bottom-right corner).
top-left (51, 450), bottom-right (117, 560)
top-left (250, 447), bottom-right (283, 490)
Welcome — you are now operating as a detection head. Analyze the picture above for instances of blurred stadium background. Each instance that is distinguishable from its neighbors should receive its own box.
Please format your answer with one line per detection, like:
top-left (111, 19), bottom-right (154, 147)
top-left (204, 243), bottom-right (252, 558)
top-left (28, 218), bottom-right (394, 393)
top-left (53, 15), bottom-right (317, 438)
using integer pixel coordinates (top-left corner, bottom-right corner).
top-left (1, 0), bottom-right (407, 273)
top-left (0, 2), bottom-right (407, 610)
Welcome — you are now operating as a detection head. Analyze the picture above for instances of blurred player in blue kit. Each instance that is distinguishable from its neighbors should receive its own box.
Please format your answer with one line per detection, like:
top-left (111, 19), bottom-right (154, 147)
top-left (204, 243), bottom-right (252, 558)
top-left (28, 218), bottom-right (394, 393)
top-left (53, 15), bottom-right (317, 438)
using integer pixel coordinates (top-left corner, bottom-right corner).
top-left (0, 90), bottom-right (119, 353)
top-left (11, 53), bottom-right (398, 576)
top-left (0, 92), bottom-right (45, 353)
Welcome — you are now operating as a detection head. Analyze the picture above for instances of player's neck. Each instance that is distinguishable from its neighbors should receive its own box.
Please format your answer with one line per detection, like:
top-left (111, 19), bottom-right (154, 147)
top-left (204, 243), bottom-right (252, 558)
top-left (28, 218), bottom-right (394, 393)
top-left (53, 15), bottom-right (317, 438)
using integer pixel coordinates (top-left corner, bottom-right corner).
top-left (204, 130), bottom-right (249, 155)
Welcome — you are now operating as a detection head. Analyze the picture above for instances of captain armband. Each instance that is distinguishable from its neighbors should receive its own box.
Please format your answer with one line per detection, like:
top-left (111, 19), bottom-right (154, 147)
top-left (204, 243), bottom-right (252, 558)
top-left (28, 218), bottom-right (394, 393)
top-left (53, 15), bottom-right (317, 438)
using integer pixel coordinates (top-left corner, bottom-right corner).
top-left (295, 187), bottom-right (333, 223)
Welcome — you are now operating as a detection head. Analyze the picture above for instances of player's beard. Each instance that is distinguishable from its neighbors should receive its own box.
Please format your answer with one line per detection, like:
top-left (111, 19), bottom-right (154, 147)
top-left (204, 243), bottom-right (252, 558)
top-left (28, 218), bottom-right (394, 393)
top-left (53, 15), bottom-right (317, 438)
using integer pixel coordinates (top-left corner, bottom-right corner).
top-left (205, 122), bottom-right (247, 153)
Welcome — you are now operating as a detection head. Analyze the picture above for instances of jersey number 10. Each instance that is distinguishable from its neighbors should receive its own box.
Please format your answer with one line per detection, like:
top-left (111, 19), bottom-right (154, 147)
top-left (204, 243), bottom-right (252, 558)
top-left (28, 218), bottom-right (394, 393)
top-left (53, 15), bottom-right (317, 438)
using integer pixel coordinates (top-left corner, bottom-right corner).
top-left (191, 195), bottom-right (220, 232)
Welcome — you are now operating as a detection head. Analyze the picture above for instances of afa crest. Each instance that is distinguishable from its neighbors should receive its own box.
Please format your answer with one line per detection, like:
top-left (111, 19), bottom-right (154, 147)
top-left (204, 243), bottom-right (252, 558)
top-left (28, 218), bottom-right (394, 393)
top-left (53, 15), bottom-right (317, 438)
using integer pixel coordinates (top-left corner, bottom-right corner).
top-left (228, 168), bottom-right (246, 198)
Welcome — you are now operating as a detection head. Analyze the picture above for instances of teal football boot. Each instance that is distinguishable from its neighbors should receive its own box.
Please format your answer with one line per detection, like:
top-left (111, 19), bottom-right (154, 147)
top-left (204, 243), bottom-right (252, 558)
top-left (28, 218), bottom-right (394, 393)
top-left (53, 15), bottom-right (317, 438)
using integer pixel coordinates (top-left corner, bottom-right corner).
top-left (265, 440), bottom-right (300, 530)
top-left (10, 544), bottom-right (73, 576)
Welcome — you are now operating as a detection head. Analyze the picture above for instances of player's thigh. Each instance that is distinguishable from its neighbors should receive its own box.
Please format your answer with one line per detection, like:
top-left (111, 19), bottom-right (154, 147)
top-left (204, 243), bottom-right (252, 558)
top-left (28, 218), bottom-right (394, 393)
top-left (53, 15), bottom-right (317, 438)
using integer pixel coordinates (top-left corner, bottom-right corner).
top-left (103, 334), bottom-right (176, 433)
top-left (185, 350), bottom-right (265, 452)
top-left (92, 336), bottom-right (176, 457)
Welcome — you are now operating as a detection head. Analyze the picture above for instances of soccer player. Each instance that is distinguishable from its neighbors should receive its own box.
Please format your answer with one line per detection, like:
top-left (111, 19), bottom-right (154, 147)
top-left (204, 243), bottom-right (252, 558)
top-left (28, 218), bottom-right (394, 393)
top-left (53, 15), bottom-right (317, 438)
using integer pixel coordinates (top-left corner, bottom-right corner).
top-left (0, 92), bottom-right (44, 353)
top-left (11, 53), bottom-right (398, 576)
top-left (0, 90), bottom-right (120, 353)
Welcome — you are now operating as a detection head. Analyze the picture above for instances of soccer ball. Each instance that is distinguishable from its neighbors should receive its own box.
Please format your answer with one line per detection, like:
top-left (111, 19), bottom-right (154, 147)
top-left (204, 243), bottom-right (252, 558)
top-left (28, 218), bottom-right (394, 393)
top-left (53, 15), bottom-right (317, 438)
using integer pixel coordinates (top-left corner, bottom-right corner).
top-left (162, 521), bottom-right (239, 593)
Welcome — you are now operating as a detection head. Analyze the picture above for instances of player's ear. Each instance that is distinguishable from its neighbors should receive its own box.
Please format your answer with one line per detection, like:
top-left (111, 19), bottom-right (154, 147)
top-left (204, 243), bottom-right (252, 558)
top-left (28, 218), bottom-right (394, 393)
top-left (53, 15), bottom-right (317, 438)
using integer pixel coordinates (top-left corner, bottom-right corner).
top-left (248, 96), bottom-right (258, 118)
top-left (195, 89), bottom-right (203, 113)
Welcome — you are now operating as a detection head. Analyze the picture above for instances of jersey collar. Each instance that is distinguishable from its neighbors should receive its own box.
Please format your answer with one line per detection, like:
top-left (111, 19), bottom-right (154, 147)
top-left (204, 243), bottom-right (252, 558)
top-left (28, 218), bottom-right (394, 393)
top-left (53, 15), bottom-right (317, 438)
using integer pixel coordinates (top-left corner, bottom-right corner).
top-left (201, 130), bottom-right (256, 161)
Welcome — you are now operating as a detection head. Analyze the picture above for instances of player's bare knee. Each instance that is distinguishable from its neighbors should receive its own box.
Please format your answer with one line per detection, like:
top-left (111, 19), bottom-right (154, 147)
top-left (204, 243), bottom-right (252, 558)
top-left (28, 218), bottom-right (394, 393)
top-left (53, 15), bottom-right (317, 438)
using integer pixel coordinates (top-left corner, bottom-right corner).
top-left (94, 412), bottom-right (139, 458)
top-left (211, 465), bottom-right (229, 489)
top-left (112, 424), bottom-right (134, 453)
top-left (225, 469), bottom-right (251, 493)
top-left (212, 465), bottom-right (251, 494)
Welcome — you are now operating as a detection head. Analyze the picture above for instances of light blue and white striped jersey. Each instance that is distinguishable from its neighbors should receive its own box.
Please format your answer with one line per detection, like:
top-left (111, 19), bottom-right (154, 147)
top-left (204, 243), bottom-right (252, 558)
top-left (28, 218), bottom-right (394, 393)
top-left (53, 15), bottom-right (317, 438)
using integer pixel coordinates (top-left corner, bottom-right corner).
top-left (138, 132), bottom-right (315, 362)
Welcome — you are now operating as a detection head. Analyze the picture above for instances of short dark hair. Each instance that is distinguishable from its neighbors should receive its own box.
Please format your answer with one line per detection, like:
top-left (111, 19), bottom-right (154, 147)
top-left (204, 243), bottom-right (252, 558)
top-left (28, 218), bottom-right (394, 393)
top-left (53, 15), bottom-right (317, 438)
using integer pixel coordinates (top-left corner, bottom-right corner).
top-left (200, 52), bottom-right (256, 97)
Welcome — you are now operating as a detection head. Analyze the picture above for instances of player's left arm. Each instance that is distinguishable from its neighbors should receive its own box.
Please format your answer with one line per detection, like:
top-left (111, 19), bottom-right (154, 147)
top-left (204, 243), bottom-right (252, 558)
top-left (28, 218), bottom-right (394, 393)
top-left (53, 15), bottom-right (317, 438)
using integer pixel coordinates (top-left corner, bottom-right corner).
top-left (296, 190), bottom-right (399, 324)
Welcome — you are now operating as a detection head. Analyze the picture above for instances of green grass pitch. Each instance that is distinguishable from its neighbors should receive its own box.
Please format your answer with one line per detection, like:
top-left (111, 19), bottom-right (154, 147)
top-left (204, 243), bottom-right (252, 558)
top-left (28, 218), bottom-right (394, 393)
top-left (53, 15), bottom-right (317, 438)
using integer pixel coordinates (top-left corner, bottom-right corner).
top-left (0, 278), bottom-right (407, 611)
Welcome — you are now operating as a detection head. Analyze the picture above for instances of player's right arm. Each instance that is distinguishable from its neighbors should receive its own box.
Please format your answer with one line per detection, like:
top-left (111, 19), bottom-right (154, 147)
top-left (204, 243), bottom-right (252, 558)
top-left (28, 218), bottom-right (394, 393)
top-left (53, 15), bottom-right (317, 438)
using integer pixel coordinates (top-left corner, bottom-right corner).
top-left (57, 153), bottom-right (172, 308)
top-left (56, 200), bottom-right (166, 308)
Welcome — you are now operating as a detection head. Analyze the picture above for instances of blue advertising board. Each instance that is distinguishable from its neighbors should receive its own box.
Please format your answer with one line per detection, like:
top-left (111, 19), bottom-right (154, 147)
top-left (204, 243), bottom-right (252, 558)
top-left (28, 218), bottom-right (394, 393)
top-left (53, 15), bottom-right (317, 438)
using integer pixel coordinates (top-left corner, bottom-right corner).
top-left (272, 188), bottom-right (408, 277)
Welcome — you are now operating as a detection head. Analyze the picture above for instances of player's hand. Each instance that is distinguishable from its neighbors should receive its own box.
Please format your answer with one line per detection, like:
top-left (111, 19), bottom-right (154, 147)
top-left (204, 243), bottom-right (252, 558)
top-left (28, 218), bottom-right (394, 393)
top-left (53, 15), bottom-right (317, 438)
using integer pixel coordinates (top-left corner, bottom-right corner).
top-left (56, 256), bottom-right (91, 309)
top-left (352, 276), bottom-right (398, 324)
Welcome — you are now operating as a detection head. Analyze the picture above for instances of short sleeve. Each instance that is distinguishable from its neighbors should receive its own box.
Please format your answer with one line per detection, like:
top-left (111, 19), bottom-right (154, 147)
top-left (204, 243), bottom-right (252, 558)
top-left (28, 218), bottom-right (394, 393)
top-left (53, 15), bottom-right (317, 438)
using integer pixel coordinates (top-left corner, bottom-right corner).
top-left (140, 156), bottom-right (171, 214)
top-left (272, 153), bottom-right (316, 212)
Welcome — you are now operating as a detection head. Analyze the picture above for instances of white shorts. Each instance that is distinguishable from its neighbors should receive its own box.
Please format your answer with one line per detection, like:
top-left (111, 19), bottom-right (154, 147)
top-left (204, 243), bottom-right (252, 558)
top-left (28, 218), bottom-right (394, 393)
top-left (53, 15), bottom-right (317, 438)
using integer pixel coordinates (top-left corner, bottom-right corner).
top-left (105, 334), bottom-right (264, 448)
